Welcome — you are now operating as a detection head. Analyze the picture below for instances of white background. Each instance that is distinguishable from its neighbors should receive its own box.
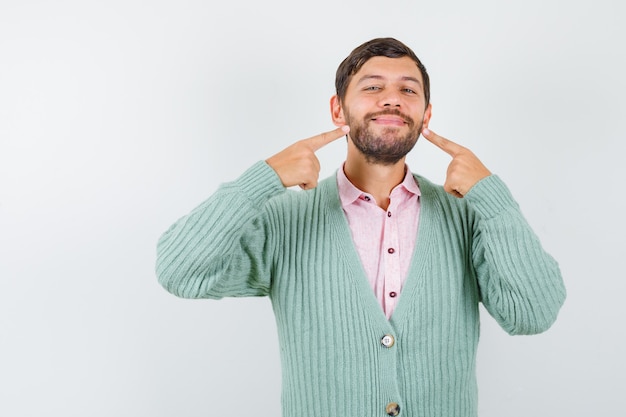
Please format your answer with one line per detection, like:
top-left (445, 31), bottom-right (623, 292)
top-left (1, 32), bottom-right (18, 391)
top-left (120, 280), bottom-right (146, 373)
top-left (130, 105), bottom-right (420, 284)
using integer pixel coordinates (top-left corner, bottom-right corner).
top-left (1, 0), bottom-right (624, 416)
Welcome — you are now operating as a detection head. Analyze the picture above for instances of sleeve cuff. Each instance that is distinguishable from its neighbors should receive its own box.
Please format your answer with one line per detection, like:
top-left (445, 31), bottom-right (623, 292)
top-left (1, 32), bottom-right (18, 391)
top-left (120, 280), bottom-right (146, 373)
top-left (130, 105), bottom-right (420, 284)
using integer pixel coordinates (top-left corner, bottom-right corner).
top-left (234, 160), bottom-right (286, 205)
top-left (464, 175), bottom-right (520, 219)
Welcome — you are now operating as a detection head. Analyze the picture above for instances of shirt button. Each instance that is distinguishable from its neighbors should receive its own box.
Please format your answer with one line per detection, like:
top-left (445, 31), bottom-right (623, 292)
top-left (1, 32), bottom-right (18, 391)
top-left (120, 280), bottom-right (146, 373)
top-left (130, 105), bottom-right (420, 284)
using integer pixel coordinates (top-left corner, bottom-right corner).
top-left (387, 248), bottom-right (395, 254)
top-left (387, 211), bottom-right (392, 217)
top-left (381, 334), bottom-right (395, 348)
top-left (363, 195), bottom-right (371, 201)
top-left (389, 291), bottom-right (397, 298)
top-left (386, 402), bottom-right (400, 416)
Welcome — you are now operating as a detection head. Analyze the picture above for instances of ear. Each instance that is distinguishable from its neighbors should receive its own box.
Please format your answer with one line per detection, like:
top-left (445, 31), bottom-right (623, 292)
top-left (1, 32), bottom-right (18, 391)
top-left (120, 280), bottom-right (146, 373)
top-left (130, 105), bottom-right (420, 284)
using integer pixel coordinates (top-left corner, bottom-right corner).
top-left (421, 103), bottom-right (433, 130)
top-left (330, 95), bottom-right (346, 126)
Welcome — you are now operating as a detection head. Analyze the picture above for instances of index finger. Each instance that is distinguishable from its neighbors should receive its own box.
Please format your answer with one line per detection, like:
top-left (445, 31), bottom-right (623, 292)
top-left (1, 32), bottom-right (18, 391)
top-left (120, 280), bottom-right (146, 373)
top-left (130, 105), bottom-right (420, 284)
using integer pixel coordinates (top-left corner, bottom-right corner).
top-left (305, 125), bottom-right (350, 151)
top-left (422, 128), bottom-right (465, 156)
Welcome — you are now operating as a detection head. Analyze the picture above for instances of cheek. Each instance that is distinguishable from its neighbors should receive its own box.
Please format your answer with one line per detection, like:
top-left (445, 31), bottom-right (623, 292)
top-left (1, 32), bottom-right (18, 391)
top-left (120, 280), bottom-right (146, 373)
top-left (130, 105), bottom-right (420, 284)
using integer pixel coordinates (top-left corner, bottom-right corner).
top-left (412, 107), bottom-right (427, 123)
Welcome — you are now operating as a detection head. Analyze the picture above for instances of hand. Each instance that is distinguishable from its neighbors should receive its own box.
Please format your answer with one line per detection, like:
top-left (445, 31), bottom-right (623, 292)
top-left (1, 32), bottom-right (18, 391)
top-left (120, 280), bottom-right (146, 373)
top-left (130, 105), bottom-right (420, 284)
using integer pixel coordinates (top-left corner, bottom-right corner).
top-left (422, 128), bottom-right (491, 198)
top-left (266, 125), bottom-right (350, 189)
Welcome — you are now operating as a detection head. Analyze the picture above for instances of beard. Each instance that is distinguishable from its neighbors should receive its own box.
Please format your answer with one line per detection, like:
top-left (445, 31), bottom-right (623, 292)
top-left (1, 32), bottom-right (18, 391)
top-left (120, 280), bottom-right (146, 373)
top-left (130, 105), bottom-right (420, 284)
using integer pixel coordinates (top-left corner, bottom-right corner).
top-left (345, 108), bottom-right (422, 165)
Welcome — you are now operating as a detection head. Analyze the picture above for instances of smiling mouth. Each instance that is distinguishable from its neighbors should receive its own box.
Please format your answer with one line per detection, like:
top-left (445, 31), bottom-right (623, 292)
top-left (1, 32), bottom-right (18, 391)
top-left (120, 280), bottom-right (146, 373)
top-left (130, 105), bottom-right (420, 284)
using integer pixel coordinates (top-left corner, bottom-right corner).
top-left (368, 109), bottom-right (411, 125)
top-left (371, 116), bottom-right (407, 126)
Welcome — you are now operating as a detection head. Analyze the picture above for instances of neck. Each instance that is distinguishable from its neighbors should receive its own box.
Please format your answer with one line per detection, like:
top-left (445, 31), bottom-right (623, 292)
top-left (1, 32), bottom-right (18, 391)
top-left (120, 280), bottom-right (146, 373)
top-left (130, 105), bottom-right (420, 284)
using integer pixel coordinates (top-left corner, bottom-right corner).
top-left (343, 142), bottom-right (407, 211)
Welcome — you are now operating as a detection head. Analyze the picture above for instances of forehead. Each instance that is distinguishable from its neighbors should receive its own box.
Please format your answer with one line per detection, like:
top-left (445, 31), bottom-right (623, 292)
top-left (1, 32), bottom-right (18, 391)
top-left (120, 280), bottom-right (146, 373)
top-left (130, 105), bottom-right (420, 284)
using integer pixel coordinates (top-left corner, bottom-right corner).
top-left (351, 56), bottom-right (423, 86)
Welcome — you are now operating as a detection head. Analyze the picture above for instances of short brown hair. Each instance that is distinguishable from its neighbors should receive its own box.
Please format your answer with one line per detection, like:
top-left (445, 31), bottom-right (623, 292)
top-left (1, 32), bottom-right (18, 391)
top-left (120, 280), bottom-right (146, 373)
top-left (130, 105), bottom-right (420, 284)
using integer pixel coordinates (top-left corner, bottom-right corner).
top-left (335, 38), bottom-right (430, 108)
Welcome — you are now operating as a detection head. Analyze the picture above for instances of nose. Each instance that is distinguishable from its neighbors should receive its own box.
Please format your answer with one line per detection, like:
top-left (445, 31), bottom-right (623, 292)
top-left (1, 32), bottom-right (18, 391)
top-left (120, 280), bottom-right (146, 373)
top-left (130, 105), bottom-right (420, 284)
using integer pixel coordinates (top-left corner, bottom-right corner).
top-left (378, 90), bottom-right (401, 108)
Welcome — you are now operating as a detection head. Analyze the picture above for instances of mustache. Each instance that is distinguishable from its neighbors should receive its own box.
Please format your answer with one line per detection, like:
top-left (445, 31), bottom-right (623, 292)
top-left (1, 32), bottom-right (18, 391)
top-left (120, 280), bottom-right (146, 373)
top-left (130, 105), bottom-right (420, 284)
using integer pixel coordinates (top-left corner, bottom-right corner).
top-left (365, 109), bottom-right (414, 125)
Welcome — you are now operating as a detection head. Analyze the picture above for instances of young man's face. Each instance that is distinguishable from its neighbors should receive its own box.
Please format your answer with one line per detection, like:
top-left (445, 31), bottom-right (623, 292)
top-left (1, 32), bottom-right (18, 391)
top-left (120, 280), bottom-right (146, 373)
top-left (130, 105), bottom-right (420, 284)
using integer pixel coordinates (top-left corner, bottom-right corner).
top-left (332, 56), bottom-right (432, 165)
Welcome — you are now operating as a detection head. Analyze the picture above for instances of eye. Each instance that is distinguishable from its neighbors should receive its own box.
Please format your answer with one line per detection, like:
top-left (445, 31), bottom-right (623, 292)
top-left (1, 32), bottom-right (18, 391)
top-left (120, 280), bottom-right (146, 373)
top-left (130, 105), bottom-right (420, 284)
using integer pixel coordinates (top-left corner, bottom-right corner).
top-left (364, 85), bottom-right (382, 91)
top-left (402, 88), bottom-right (417, 94)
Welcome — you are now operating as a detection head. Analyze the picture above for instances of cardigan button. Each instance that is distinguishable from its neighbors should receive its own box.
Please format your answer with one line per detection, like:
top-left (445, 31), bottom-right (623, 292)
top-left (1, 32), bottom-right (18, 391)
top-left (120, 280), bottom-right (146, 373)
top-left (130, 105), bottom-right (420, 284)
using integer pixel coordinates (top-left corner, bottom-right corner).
top-left (386, 402), bottom-right (400, 416)
top-left (381, 334), bottom-right (395, 348)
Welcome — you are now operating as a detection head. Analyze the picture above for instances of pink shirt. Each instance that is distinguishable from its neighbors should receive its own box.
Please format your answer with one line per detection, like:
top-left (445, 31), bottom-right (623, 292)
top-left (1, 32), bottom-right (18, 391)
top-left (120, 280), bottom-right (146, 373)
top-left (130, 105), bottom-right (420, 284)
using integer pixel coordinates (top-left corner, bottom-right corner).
top-left (337, 165), bottom-right (421, 319)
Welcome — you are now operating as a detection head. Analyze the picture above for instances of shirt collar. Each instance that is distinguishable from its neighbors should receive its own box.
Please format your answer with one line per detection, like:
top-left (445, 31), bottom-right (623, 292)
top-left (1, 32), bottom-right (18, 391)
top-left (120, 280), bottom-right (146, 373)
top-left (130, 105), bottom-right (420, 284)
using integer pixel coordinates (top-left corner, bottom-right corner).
top-left (336, 163), bottom-right (420, 208)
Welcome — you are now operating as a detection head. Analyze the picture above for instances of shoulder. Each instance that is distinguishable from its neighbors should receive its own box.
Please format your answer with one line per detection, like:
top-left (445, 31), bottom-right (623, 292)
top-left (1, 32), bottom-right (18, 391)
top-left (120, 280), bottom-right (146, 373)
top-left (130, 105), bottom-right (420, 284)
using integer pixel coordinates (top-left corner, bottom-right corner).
top-left (266, 171), bottom-right (340, 212)
top-left (413, 173), bottom-right (463, 206)
top-left (412, 173), bottom-right (476, 227)
top-left (414, 172), bottom-right (521, 222)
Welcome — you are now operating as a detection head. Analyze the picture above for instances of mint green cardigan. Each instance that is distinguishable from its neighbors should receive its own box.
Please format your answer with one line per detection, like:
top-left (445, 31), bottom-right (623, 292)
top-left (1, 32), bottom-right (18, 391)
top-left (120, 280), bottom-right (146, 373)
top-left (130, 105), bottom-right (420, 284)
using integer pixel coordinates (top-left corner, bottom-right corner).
top-left (156, 161), bottom-right (566, 417)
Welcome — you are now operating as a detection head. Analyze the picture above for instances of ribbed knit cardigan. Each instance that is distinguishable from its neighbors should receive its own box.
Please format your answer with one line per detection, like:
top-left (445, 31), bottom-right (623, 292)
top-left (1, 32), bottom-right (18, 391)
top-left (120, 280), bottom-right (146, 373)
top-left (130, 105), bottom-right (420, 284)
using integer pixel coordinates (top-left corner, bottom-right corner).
top-left (156, 161), bottom-right (566, 417)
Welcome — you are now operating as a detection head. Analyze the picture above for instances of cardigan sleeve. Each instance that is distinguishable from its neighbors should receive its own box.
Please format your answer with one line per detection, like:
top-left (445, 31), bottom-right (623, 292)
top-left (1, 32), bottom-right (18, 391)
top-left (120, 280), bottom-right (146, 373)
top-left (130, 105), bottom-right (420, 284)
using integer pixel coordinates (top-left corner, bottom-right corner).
top-left (465, 175), bottom-right (566, 335)
top-left (155, 161), bottom-right (285, 299)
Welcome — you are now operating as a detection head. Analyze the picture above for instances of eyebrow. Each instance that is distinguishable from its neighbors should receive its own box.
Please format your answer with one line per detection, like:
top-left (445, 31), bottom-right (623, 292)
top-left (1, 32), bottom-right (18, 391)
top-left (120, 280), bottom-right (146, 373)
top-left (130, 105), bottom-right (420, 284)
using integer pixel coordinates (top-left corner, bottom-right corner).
top-left (356, 74), bottom-right (422, 87)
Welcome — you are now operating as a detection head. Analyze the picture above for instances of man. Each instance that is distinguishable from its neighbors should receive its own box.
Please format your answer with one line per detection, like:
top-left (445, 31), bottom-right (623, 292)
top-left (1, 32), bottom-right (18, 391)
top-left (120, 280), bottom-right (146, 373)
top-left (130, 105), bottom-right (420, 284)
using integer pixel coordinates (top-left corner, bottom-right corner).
top-left (156, 37), bottom-right (566, 417)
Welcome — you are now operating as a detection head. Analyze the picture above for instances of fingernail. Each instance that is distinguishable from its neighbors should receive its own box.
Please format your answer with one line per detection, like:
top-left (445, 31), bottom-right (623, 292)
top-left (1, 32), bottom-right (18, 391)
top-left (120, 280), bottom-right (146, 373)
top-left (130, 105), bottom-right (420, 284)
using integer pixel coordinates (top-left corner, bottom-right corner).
top-left (341, 125), bottom-right (350, 133)
top-left (422, 128), bottom-right (430, 135)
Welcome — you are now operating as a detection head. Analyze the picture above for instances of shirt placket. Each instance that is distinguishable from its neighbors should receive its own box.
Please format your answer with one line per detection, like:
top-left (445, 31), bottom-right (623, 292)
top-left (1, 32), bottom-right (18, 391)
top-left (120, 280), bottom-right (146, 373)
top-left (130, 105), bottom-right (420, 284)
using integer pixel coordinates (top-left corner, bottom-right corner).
top-left (383, 199), bottom-right (402, 318)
